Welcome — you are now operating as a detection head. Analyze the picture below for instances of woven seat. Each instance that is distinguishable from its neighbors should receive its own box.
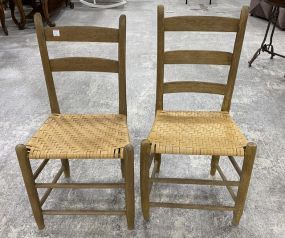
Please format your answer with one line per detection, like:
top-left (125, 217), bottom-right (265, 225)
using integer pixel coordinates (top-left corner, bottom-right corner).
top-left (27, 114), bottom-right (130, 159)
top-left (148, 111), bottom-right (247, 156)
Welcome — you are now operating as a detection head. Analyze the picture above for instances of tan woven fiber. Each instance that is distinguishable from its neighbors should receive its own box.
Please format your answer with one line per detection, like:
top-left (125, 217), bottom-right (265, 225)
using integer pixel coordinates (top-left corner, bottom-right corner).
top-left (27, 114), bottom-right (130, 159)
top-left (148, 111), bottom-right (248, 156)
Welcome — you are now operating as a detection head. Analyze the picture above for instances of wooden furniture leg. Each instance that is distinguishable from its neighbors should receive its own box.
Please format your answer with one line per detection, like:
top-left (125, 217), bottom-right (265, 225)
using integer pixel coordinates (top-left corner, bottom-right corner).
top-left (16, 144), bottom-right (45, 229)
top-left (154, 153), bottom-right (161, 173)
top-left (120, 159), bottom-right (125, 178)
top-left (61, 159), bottom-right (70, 177)
top-left (232, 142), bottom-right (256, 225)
top-left (124, 144), bottom-right (134, 229)
top-left (41, 0), bottom-right (55, 27)
top-left (140, 139), bottom-right (151, 220)
top-left (9, 0), bottom-right (26, 29)
top-left (0, 3), bottom-right (8, 35)
top-left (210, 155), bottom-right (220, 176)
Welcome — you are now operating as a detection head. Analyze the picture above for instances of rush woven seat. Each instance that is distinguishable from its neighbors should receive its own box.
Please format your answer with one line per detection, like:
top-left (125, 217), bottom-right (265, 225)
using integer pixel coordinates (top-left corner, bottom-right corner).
top-left (16, 13), bottom-right (134, 231)
top-left (148, 111), bottom-right (247, 156)
top-left (27, 114), bottom-right (130, 159)
top-left (140, 5), bottom-right (257, 227)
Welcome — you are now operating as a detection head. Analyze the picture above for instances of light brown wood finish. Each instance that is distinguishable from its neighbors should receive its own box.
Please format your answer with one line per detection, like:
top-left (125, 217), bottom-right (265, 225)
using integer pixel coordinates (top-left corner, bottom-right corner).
top-left (164, 81), bottom-right (226, 95)
top-left (216, 165), bottom-right (236, 201)
top-left (155, 5), bottom-right (165, 111)
top-left (50, 57), bottom-right (119, 73)
top-left (40, 167), bottom-right (64, 206)
top-left (164, 50), bottom-right (232, 65)
top-left (17, 13), bottom-right (134, 230)
top-left (35, 182), bottom-right (125, 189)
top-left (33, 159), bottom-right (49, 180)
top-left (118, 15), bottom-right (127, 116)
top-left (150, 202), bottom-right (235, 211)
top-left (150, 177), bottom-right (239, 186)
top-left (210, 155), bottom-right (220, 175)
top-left (228, 156), bottom-right (242, 177)
top-left (140, 139), bottom-right (151, 220)
top-left (141, 5), bottom-right (255, 226)
top-left (34, 13), bottom-right (60, 114)
top-left (16, 144), bottom-right (45, 229)
top-left (44, 26), bottom-right (119, 42)
top-left (124, 144), bottom-right (135, 229)
top-left (222, 6), bottom-right (249, 112)
top-left (164, 16), bottom-right (239, 32)
top-left (43, 210), bottom-right (126, 215)
top-left (233, 142), bottom-right (256, 225)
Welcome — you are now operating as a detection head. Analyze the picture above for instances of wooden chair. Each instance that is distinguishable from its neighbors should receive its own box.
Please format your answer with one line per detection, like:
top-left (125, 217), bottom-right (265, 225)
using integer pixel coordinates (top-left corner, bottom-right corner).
top-left (141, 5), bottom-right (256, 225)
top-left (16, 13), bottom-right (134, 230)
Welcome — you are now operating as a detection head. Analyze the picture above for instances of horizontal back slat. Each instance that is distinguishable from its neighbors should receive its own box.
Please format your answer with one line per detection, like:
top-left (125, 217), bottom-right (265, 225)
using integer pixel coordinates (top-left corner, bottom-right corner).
top-left (164, 50), bottom-right (232, 65)
top-left (164, 16), bottom-right (239, 32)
top-left (50, 57), bottom-right (119, 73)
top-left (163, 81), bottom-right (226, 95)
top-left (45, 26), bottom-right (119, 42)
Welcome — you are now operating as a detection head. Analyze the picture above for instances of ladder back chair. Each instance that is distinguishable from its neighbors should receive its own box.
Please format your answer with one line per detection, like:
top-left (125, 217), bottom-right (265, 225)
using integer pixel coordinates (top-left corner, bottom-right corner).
top-left (16, 13), bottom-right (134, 230)
top-left (141, 5), bottom-right (256, 225)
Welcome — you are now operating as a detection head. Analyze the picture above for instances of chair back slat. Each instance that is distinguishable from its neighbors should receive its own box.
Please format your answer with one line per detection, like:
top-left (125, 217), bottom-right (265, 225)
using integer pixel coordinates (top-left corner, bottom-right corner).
top-left (45, 26), bottom-right (119, 42)
top-left (155, 5), bottom-right (249, 112)
top-left (164, 16), bottom-right (240, 32)
top-left (164, 50), bottom-right (232, 65)
top-left (50, 57), bottom-right (119, 73)
top-left (163, 81), bottom-right (226, 95)
top-left (34, 13), bottom-right (127, 116)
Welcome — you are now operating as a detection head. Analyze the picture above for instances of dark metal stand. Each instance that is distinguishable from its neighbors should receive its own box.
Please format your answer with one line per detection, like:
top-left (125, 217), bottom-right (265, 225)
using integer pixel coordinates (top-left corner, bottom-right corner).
top-left (186, 0), bottom-right (212, 5)
top-left (248, 5), bottom-right (285, 67)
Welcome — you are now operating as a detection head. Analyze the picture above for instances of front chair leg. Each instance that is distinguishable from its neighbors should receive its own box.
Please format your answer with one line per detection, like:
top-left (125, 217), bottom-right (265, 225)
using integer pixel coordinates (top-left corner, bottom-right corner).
top-left (210, 155), bottom-right (220, 176)
top-left (61, 159), bottom-right (70, 177)
top-left (16, 144), bottom-right (45, 230)
top-left (233, 142), bottom-right (257, 225)
top-left (140, 139), bottom-right (151, 220)
top-left (123, 144), bottom-right (135, 229)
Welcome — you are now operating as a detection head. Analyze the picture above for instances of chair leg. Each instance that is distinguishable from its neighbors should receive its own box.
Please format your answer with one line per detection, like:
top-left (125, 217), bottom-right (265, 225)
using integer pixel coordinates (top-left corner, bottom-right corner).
top-left (154, 153), bottom-right (161, 173)
top-left (61, 159), bottom-right (70, 177)
top-left (0, 4), bottom-right (8, 35)
top-left (232, 142), bottom-right (257, 225)
top-left (16, 144), bottom-right (45, 230)
top-left (120, 159), bottom-right (125, 179)
top-left (210, 155), bottom-right (220, 176)
top-left (124, 144), bottom-right (135, 229)
top-left (140, 139), bottom-right (151, 220)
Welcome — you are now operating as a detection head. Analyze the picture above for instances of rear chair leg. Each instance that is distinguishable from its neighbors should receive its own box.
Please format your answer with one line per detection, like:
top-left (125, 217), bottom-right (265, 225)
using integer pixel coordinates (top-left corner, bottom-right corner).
top-left (124, 144), bottom-right (135, 229)
top-left (154, 153), bottom-right (161, 173)
top-left (16, 144), bottom-right (45, 230)
top-left (120, 159), bottom-right (125, 179)
top-left (140, 139), bottom-right (151, 220)
top-left (61, 159), bottom-right (70, 177)
top-left (233, 142), bottom-right (257, 225)
top-left (210, 155), bottom-right (220, 176)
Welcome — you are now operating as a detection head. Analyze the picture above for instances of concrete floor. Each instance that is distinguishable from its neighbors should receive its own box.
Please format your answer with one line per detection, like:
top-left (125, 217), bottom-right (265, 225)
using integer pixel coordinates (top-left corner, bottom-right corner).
top-left (0, 0), bottom-right (285, 237)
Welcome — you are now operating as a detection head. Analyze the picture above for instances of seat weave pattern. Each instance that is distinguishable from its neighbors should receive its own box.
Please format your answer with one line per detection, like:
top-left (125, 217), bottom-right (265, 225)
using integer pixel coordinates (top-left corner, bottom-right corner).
top-left (27, 114), bottom-right (130, 159)
top-left (148, 111), bottom-right (247, 156)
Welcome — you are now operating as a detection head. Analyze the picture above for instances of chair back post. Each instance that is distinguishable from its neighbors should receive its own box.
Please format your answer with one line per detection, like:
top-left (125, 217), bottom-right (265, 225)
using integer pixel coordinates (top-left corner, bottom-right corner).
top-left (222, 6), bottom-right (249, 112)
top-left (34, 13), bottom-right (60, 114)
top-left (155, 5), bottom-right (165, 112)
top-left (118, 15), bottom-right (127, 116)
